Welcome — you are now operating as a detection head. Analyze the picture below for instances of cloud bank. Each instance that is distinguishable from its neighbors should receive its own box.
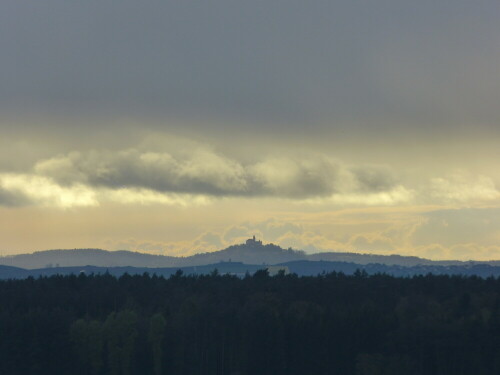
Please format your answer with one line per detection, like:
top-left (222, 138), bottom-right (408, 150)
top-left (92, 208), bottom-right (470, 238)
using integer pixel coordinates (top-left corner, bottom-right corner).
top-left (26, 147), bottom-right (408, 205)
top-left (0, 140), bottom-right (498, 209)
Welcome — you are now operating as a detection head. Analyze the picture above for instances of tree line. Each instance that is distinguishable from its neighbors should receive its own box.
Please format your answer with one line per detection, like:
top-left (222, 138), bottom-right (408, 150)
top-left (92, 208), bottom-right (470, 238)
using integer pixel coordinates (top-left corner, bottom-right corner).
top-left (0, 269), bottom-right (499, 374)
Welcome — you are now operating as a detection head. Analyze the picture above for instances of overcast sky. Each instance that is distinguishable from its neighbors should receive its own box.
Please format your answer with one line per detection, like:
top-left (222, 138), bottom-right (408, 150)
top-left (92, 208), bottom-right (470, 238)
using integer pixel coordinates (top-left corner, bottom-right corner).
top-left (0, 1), bottom-right (499, 260)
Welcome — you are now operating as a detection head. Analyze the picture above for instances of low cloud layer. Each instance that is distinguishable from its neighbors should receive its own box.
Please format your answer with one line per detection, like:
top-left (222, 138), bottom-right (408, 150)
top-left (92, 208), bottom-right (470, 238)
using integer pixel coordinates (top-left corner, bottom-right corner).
top-left (428, 173), bottom-right (500, 203)
top-left (0, 141), bottom-right (498, 209)
top-left (27, 146), bottom-right (405, 204)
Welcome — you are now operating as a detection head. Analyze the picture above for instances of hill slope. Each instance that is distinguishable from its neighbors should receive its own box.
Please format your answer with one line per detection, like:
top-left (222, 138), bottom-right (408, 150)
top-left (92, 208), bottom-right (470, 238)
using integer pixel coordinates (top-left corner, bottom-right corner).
top-left (2, 260), bottom-right (500, 280)
top-left (1, 240), bottom-right (498, 269)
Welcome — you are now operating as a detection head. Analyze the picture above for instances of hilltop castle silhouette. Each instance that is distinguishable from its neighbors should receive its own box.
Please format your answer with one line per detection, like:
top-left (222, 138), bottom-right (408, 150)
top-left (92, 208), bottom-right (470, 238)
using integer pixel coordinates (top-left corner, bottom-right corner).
top-left (246, 235), bottom-right (262, 246)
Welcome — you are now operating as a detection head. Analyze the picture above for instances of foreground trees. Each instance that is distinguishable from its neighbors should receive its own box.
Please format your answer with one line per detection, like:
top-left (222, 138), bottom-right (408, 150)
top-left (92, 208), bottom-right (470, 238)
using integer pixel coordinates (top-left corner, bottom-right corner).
top-left (0, 271), bottom-right (499, 374)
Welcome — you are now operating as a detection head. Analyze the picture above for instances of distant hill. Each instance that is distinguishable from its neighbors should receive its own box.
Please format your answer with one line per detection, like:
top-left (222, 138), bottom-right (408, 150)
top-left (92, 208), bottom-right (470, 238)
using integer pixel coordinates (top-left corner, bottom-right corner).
top-left (1, 239), bottom-right (498, 270)
top-left (1, 260), bottom-right (500, 280)
top-left (0, 265), bottom-right (30, 279)
top-left (0, 249), bottom-right (180, 269)
top-left (0, 241), bottom-right (305, 269)
top-left (281, 260), bottom-right (500, 278)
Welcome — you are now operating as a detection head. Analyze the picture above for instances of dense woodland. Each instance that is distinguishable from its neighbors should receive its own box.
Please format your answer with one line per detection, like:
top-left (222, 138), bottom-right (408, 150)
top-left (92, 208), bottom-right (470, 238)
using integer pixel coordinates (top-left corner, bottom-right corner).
top-left (0, 270), bottom-right (499, 375)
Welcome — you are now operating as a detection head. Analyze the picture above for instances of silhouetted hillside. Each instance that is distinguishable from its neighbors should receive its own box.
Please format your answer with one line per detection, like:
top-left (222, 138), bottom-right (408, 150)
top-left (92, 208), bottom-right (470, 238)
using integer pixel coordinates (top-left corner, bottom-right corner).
top-left (0, 249), bottom-right (180, 269)
top-left (0, 265), bottom-right (29, 279)
top-left (2, 260), bottom-right (500, 280)
top-left (1, 240), bottom-right (498, 270)
top-left (186, 242), bottom-right (305, 266)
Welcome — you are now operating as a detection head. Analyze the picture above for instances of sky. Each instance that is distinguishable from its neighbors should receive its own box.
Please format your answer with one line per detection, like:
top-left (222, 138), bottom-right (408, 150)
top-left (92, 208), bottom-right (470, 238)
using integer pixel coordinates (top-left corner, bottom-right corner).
top-left (1, 1), bottom-right (499, 260)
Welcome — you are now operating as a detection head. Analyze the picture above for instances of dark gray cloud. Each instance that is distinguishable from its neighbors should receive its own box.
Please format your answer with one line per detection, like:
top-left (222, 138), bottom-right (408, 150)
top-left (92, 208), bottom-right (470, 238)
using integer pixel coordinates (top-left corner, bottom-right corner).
top-left (350, 166), bottom-right (396, 193)
top-left (1, 1), bottom-right (499, 135)
top-left (0, 188), bottom-right (30, 207)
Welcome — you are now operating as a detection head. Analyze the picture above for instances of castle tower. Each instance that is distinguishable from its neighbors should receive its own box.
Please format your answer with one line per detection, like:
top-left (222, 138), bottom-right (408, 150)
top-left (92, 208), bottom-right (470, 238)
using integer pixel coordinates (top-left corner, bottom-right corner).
top-left (246, 236), bottom-right (262, 246)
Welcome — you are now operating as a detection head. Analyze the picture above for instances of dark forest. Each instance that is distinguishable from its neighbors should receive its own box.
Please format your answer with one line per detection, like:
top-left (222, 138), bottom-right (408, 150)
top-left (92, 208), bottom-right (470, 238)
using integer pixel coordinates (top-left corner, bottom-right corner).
top-left (0, 270), bottom-right (499, 375)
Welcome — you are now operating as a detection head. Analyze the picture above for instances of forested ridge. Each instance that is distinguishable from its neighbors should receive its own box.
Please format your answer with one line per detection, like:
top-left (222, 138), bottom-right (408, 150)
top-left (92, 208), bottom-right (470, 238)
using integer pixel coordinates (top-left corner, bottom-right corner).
top-left (0, 270), bottom-right (499, 375)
